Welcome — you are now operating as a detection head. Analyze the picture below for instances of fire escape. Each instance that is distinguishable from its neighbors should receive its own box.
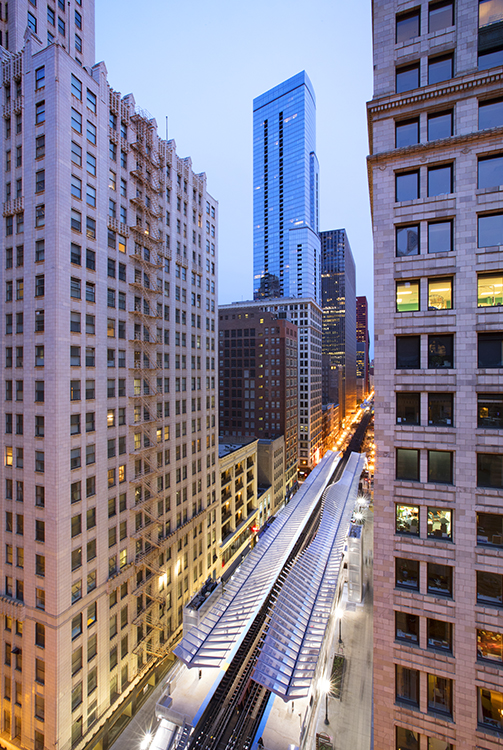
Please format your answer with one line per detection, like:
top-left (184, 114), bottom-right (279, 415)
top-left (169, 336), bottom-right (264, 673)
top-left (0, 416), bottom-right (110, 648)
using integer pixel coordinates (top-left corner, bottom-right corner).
top-left (127, 111), bottom-right (175, 665)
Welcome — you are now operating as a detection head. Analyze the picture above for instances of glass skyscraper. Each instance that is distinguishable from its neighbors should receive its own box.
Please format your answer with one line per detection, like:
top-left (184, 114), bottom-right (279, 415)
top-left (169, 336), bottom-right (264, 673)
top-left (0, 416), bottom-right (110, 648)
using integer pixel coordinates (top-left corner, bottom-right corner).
top-left (253, 71), bottom-right (320, 303)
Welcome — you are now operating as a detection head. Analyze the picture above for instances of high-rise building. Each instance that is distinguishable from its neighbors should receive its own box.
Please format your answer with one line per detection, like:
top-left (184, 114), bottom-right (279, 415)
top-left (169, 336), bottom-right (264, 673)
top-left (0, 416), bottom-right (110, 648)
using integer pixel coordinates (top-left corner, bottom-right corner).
top-left (251, 73), bottom-right (323, 475)
top-left (369, 1), bottom-right (503, 748)
top-left (356, 295), bottom-right (370, 398)
top-left (320, 229), bottom-right (357, 419)
top-left (253, 71), bottom-right (320, 303)
top-left (218, 303), bottom-right (298, 492)
top-left (0, 5), bottom-right (219, 749)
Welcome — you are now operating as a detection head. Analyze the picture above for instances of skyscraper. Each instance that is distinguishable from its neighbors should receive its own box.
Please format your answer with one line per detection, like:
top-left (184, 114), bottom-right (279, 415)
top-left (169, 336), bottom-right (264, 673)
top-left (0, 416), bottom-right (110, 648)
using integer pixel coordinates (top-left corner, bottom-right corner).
top-left (369, 1), bottom-right (503, 747)
top-left (320, 229), bottom-right (357, 419)
top-left (0, 4), bottom-right (219, 749)
top-left (356, 295), bottom-right (370, 397)
top-left (251, 73), bottom-right (323, 475)
top-left (253, 71), bottom-right (320, 303)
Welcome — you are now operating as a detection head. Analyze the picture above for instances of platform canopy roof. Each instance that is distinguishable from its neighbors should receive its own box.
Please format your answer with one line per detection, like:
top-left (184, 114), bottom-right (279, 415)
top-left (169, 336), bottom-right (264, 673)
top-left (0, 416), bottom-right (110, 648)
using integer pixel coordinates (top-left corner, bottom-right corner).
top-left (173, 451), bottom-right (340, 669)
top-left (252, 453), bottom-right (366, 700)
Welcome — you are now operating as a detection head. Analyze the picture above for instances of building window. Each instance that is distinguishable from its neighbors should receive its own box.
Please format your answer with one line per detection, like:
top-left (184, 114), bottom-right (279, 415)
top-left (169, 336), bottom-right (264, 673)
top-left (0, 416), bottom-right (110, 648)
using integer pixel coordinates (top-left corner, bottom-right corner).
top-left (477, 570), bottom-right (503, 606)
top-left (477, 627), bottom-right (503, 666)
top-left (478, 154), bottom-right (503, 189)
top-left (429, 0), bottom-right (454, 32)
top-left (27, 11), bottom-right (37, 32)
top-left (396, 558), bottom-right (419, 590)
top-left (35, 67), bottom-right (46, 92)
top-left (478, 272), bottom-right (503, 307)
top-left (396, 224), bottom-right (419, 257)
top-left (396, 9), bottom-right (420, 43)
top-left (396, 336), bottom-right (420, 369)
top-left (396, 63), bottom-right (420, 93)
top-left (479, 212), bottom-right (503, 247)
top-left (428, 334), bottom-right (453, 368)
top-left (397, 448), bottom-right (420, 481)
top-left (479, 97), bottom-right (503, 129)
top-left (427, 508), bottom-right (452, 540)
top-left (478, 687), bottom-right (503, 732)
top-left (395, 665), bottom-right (420, 706)
top-left (428, 54), bottom-right (453, 85)
top-left (427, 450), bottom-right (453, 484)
top-left (35, 101), bottom-right (45, 125)
top-left (396, 504), bottom-right (419, 535)
top-left (428, 220), bottom-right (452, 253)
top-left (395, 727), bottom-right (419, 750)
top-left (478, 452), bottom-right (503, 488)
top-left (396, 392), bottom-right (420, 424)
top-left (395, 118), bottom-right (419, 148)
top-left (427, 675), bottom-right (452, 716)
top-left (396, 280), bottom-right (419, 312)
top-left (428, 110), bottom-right (453, 141)
top-left (428, 164), bottom-right (452, 196)
top-left (478, 332), bottom-right (503, 368)
top-left (396, 170), bottom-right (419, 201)
top-left (427, 618), bottom-right (452, 652)
top-left (428, 392), bottom-right (453, 425)
top-left (478, 393), bottom-right (503, 428)
top-left (428, 277), bottom-right (452, 309)
top-left (477, 512), bottom-right (503, 547)
top-left (395, 611), bottom-right (419, 644)
top-left (427, 562), bottom-right (453, 597)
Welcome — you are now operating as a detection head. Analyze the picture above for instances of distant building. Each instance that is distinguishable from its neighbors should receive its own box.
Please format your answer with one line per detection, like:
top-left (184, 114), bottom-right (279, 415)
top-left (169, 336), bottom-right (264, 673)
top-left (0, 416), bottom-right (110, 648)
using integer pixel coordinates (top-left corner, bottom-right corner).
top-left (320, 229), bottom-right (357, 419)
top-left (218, 438), bottom-right (259, 573)
top-left (218, 305), bottom-right (298, 491)
top-left (253, 71), bottom-right (320, 303)
top-left (356, 295), bottom-right (370, 398)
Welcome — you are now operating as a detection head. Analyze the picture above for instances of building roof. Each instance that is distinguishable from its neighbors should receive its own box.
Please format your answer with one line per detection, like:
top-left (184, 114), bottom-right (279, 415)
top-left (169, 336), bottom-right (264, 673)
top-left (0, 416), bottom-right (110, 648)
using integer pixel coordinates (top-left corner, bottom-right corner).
top-left (173, 451), bottom-right (340, 669)
top-left (252, 453), bottom-right (365, 700)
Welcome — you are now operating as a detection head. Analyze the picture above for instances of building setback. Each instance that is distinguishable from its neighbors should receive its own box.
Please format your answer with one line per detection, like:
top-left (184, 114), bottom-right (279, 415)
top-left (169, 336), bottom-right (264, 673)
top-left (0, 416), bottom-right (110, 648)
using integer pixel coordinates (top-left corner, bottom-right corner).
top-left (369, 0), bottom-right (503, 748)
top-left (320, 228), bottom-right (357, 419)
top-left (218, 305), bottom-right (298, 492)
top-left (0, 4), bottom-right (219, 749)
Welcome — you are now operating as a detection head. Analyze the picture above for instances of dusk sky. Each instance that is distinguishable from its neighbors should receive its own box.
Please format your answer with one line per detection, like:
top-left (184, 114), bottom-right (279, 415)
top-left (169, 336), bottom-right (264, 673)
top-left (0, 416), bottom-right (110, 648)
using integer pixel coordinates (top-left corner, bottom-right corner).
top-left (96, 0), bottom-right (374, 344)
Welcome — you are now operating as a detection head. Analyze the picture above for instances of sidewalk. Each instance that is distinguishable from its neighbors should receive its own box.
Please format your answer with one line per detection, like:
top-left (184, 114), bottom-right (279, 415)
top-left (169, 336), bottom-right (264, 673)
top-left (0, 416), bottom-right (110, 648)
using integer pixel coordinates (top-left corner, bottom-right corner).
top-left (313, 507), bottom-right (374, 750)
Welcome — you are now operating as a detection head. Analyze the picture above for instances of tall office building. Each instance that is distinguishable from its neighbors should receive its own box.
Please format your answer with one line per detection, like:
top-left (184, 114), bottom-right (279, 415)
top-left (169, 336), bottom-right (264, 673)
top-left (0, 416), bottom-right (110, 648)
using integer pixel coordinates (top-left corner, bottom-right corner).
top-left (252, 73), bottom-right (323, 474)
top-left (253, 71), bottom-right (320, 303)
top-left (218, 304), bottom-right (299, 493)
top-left (0, 4), bottom-right (219, 749)
top-left (369, 1), bottom-right (503, 748)
top-left (320, 229), bottom-right (357, 419)
top-left (356, 295), bottom-right (370, 397)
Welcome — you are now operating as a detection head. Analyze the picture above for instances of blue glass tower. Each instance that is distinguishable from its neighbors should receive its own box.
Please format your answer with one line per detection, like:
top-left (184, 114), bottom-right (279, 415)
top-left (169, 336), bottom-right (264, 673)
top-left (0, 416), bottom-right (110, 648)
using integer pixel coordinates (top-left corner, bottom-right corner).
top-left (253, 71), bottom-right (320, 303)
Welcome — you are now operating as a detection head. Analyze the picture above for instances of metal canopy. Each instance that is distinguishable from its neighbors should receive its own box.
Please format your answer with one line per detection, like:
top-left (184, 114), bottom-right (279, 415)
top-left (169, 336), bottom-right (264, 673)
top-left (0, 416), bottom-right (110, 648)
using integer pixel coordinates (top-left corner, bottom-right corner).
top-left (252, 452), bottom-right (366, 700)
top-left (173, 451), bottom-right (340, 668)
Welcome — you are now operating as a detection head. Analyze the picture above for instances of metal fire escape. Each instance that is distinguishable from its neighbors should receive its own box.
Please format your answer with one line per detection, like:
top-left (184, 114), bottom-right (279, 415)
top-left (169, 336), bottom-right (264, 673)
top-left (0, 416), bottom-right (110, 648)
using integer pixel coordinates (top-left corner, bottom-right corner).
top-left (127, 110), bottom-right (176, 665)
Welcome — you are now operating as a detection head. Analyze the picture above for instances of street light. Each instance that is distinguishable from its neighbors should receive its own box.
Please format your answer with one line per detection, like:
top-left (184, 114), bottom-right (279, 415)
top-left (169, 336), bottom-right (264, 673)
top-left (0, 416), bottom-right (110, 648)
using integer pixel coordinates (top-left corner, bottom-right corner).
top-left (321, 677), bottom-right (332, 725)
top-left (140, 733), bottom-right (152, 750)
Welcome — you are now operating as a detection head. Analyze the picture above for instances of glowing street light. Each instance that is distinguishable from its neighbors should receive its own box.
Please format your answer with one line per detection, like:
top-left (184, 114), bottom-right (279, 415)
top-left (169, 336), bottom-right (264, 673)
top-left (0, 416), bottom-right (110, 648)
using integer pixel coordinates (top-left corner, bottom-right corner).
top-left (140, 733), bottom-right (152, 750)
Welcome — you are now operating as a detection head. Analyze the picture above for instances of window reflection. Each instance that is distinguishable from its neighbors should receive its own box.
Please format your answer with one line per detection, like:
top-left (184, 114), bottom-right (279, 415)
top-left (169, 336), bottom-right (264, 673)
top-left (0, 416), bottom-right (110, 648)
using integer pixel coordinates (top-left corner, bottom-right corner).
top-left (477, 512), bottom-right (503, 546)
top-left (427, 618), bottom-right (452, 651)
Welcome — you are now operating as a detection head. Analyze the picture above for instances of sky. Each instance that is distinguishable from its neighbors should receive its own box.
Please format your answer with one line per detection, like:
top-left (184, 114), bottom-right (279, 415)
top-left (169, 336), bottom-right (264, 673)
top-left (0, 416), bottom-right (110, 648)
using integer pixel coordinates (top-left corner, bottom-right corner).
top-left (95, 0), bottom-right (374, 344)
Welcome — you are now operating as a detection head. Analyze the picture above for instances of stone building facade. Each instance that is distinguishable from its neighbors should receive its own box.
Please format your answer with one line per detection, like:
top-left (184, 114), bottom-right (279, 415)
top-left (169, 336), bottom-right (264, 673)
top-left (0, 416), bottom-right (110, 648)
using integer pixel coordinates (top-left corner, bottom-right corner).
top-left (369, 1), bottom-right (503, 748)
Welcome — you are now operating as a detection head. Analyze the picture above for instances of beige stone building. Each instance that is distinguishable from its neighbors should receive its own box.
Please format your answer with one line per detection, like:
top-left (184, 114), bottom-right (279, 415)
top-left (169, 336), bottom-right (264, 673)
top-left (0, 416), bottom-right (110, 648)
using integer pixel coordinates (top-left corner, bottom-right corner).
top-left (369, 1), bottom-right (503, 748)
top-left (0, 3), bottom-right (219, 749)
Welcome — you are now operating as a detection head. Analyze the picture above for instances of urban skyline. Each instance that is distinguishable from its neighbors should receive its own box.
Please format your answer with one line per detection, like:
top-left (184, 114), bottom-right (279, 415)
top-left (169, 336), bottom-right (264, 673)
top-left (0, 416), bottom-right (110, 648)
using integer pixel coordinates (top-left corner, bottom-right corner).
top-left (94, 0), bottom-right (375, 348)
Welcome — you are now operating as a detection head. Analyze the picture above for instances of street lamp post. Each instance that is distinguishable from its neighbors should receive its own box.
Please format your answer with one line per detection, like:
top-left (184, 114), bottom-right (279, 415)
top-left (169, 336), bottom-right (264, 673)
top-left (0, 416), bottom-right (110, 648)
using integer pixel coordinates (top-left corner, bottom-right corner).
top-left (324, 691), bottom-right (330, 725)
top-left (321, 677), bottom-right (331, 726)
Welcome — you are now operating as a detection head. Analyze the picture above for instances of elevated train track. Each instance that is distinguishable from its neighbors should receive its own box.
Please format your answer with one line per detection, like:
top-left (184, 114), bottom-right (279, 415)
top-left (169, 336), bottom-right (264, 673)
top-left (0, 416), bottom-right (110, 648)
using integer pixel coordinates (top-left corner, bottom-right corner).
top-left (178, 412), bottom-right (373, 750)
